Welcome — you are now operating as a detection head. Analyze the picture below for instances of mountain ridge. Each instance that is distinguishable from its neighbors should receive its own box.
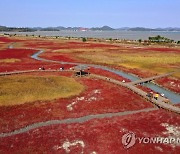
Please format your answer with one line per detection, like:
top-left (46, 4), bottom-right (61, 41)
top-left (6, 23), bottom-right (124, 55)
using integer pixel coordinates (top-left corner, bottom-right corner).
top-left (0, 25), bottom-right (180, 32)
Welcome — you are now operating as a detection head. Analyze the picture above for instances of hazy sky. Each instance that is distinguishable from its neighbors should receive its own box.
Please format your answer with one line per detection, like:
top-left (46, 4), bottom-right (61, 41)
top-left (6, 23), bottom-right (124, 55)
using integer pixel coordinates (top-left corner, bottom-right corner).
top-left (0, 0), bottom-right (179, 28)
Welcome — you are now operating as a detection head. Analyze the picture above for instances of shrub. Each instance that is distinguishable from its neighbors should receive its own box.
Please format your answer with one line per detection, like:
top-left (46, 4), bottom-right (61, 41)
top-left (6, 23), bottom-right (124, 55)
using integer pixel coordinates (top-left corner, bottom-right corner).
top-left (82, 37), bottom-right (87, 42)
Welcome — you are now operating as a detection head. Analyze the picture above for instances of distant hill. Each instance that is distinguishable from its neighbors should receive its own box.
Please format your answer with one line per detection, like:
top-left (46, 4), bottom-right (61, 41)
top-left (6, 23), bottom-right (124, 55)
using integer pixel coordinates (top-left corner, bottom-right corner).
top-left (156, 27), bottom-right (180, 31)
top-left (128, 27), bottom-right (180, 31)
top-left (90, 26), bottom-right (115, 31)
top-left (116, 27), bottom-right (130, 31)
top-left (128, 27), bottom-right (154, 31)
top-left (1, 25), bottom-right (180, 32)
top-left (0, 26), bottom-right (35, 32)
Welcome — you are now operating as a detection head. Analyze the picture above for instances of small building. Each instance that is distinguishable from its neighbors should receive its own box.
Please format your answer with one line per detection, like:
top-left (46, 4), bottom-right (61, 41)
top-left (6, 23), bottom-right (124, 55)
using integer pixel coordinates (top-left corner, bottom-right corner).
top-left (73, 65), bottom-right (90, 77)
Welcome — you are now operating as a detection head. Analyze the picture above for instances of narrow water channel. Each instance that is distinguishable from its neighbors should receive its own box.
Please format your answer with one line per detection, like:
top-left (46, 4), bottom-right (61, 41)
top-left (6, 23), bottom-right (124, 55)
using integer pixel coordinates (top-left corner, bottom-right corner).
top-left (31, 51), bottom-right (180, 104)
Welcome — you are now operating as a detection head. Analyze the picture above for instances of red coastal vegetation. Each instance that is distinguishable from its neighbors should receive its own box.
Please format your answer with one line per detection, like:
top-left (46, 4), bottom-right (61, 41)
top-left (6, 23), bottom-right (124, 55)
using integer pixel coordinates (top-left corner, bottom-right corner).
top-left (0, 76), bottom-right (152, 133)
top-left (0, 109), bottom-right (179, 153)
top-left (156, 77), bottom-right (180, 93)
top-left (0, 36), bottom-right (179, 153)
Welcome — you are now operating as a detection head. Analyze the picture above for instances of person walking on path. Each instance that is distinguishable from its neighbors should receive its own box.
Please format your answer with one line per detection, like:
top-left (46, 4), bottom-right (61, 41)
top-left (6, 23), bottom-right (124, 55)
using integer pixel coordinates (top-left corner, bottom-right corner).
top-left (154, 93), bottom-right (159, 100)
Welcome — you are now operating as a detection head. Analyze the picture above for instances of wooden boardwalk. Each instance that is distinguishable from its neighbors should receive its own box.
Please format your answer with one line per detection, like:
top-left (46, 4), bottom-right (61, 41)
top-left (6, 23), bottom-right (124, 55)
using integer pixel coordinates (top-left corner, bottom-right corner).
top-left (129, 72), bottom-right (174, 85)
top-left (0, 69), bottom-right (72, 76)
top-left (0, 70), bottom-right (179, 114)
top-left (91, 74), bottom-right (180, 114)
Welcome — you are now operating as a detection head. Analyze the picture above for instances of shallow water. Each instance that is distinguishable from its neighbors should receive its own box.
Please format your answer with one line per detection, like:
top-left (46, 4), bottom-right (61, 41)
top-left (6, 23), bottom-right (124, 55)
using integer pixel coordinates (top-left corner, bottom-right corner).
top-left (144, 83), bottom-right (180, 104)
top-left (3, 31), bottom-right (180, 41)
top-left (32, 51), bottom-right (180, 104)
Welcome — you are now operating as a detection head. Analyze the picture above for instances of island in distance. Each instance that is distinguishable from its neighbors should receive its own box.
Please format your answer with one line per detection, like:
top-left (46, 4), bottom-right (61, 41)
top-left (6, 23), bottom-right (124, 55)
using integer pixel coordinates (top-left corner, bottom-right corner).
top-left (1, 25), bottom-right (180, 32)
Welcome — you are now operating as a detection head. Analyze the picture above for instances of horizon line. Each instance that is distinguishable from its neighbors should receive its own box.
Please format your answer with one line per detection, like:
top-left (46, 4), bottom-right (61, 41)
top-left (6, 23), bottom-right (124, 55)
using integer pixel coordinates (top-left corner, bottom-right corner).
top-left (1, 25), bottom-right (180, 29)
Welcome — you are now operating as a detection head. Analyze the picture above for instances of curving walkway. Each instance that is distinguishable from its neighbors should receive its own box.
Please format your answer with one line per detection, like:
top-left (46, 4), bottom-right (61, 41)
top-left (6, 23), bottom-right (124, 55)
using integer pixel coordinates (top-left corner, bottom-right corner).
top-left (32, 50), bottom-right (180, 104)
top-left (0, 49), bottom-right (179, 138)
top-left (0, 108), bottom-right (157, 138)
top-left (0, 69), bottom-right (179, 114)
top-left (91, 74), bottom-right (180, 114)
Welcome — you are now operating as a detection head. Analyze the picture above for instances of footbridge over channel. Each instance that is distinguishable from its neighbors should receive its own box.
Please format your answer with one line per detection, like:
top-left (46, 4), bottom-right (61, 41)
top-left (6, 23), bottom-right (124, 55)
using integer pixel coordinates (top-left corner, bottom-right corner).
top-left (128, 72), bottom-right (174, 85)
top-left (90, 74), bottom-right (180, 114)
top-left (0, 70), bottom-right (179, 114)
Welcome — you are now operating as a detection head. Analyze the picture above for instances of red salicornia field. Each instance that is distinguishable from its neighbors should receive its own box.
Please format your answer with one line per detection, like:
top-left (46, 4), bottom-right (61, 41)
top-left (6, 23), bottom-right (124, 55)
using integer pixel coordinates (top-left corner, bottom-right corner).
top-left (0, 36), bottom-right (180, 153)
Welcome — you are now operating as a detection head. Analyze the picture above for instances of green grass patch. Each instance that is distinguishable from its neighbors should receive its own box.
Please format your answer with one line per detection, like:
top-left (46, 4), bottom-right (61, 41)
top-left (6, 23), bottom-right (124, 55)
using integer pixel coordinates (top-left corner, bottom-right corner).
top-left (0, 76), bottom-right (84, 106)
